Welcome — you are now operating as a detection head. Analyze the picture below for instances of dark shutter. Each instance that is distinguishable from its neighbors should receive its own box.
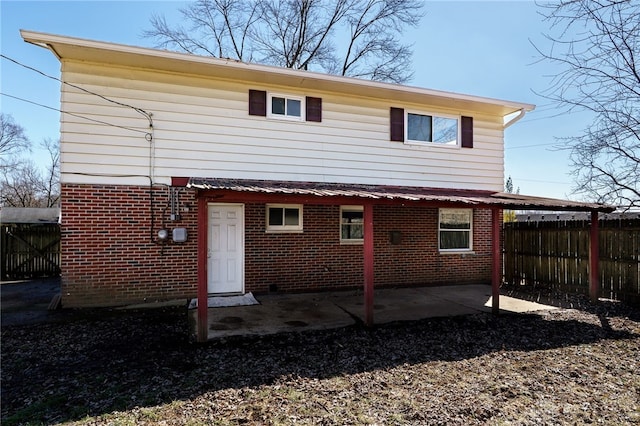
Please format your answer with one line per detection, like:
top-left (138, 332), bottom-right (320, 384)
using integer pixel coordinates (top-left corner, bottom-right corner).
top-left (390, 107), bottom-right (404, 142)
top-left (461, 116), bottom-right (473, 148)
top-left (305, 96), bottom-right (322, 122)
top-left (248, 89), bottom-right (267, 116)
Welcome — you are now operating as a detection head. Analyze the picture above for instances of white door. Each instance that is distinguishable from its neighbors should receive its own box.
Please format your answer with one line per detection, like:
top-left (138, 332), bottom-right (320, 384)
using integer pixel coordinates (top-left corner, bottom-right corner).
top-left (208, 203), bottom-right (244, 294)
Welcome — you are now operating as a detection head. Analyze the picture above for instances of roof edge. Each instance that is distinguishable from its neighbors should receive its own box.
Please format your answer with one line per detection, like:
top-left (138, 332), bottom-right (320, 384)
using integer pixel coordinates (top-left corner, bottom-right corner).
top-left (20, 29), bottom-right (535, 116)
top-left (186, 178), bottom-right (614, 213)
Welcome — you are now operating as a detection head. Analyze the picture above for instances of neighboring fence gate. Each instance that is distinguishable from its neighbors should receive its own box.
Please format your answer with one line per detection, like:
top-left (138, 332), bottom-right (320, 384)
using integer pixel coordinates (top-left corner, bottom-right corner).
top-left (1, 223), bottom-right (61, 280)
top-left (503, 219), bottom-right (640, 307)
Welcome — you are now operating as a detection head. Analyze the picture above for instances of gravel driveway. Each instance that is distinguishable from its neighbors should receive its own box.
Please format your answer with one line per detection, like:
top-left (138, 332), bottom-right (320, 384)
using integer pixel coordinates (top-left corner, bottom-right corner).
top-left (2, 292), bottom-right (639, 425)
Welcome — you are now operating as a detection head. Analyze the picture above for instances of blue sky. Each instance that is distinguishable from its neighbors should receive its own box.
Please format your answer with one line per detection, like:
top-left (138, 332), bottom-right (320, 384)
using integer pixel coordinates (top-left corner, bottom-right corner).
top-left (1, 1), bottom-right (594, 200)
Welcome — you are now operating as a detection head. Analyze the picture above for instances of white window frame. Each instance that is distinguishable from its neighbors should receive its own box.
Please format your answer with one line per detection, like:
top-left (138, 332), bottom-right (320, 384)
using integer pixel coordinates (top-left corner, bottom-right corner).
top-left (268, 92), bottom-right (304, 121)
top-left (340, 205), bottom-right (364, 244)
top-left (438, 208), bottom-right (473, 252)
top-left (266, 204), bottom-right (303, 232)
top-left (405, 110), bottom-right (460, 147)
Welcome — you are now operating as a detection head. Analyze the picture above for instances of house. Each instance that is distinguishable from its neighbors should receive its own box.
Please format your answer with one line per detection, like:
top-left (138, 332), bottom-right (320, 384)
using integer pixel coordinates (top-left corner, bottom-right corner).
top-left (21, 30), bottom-right (613, 341)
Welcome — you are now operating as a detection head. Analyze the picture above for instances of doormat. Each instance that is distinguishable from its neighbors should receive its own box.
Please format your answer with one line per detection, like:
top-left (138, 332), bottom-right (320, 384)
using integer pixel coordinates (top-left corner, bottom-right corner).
top-left (188, 292), bottom-right (259, 309)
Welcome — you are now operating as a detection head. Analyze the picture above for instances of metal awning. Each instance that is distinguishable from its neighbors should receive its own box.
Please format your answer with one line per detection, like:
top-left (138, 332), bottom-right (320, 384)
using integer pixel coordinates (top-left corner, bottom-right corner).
top-left (188, 177), bottom-right (613, 341)
top-left (187, 178), bottom-right (614, 212)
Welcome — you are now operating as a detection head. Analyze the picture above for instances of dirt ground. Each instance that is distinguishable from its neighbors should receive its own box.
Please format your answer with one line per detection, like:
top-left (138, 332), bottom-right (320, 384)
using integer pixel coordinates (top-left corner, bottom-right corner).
top-left (2, 287), bottom-right (639, 425)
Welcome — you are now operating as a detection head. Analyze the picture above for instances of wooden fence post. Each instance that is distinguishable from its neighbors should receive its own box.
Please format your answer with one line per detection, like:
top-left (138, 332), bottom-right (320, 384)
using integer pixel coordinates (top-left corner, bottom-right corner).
top-left (589, 211), bottom-right (600, 303)
top-left (492, 208), bottom-right (501, 314)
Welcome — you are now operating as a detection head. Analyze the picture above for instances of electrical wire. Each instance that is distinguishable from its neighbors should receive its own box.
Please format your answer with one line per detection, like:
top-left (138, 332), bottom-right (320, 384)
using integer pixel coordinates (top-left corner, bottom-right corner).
top-left (1, 54), bottom-right (152, 126)
top-left (1, 56), bottom-right (170, 248)
top-left (508, 176), bottom-right (571, 185)
top-left (1, 92), bottom-right (150, 135)
top-left (505, 142), bottom-right (559, 150)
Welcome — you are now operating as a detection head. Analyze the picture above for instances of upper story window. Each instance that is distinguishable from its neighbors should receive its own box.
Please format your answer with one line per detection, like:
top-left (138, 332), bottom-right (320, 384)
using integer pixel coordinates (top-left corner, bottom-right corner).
top-left (266, 204), bottom-right (303, 232)
top-left (269, 94), bottom-right (303, 120)
top-left (249, 89), bottom-right (322, 122)
top-left (439, 208), bottom-right (473, 252)
top-left (390, 107), bottom-right (473, 148)
top-left (407, 112), bottom-right (459, 145)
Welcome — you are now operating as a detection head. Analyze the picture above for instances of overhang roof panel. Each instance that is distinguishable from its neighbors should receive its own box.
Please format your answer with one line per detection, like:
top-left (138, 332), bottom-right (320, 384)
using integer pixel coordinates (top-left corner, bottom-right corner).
top-left (187, 178), bottom-right (614, 212)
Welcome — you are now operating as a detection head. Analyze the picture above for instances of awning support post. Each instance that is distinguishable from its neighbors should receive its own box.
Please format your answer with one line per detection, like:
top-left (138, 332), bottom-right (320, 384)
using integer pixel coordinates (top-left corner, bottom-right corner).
top-left (197, 196), bottom-right (209, 342)
top-left (363, 203), bottom-right (374, 326)
top-left (492, 208), bottom-right (501, 314)
top-left (589, 211), bottom-right (600, 303)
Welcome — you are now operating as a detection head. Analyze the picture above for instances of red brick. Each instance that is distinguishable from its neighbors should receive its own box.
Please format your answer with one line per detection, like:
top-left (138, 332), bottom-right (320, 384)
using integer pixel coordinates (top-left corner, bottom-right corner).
top-left (61, 184), bottom-right (498, 307)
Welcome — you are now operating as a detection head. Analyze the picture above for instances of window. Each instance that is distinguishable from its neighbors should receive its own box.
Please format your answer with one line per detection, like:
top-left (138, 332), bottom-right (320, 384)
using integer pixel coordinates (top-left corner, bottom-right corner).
top-left (407, 112), bottom-right (458, 145)
top-left (266, 204), bottom-right (303, 232)
top-left (340, 206), bottom-right (363, 243)
top-left (389, 108), bottom-right (473, 148)
top-left (439, 208), bottom-right (472, 251)
top-left (249, 90), bottom-right (322, 122)
top-left (269, 94), bottom-right (303, 120)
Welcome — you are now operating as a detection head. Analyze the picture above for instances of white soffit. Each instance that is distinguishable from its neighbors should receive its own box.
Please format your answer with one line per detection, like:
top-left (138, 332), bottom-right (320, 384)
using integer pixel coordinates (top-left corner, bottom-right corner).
top-left (21, 30), bottom-right (535, 117)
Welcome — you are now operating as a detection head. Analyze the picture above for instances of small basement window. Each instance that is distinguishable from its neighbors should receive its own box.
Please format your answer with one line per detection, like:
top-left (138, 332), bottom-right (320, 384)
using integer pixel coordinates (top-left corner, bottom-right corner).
top-left (266, 204), bottom-right (303, 232)
top-left (406, 111), bottom-right (459, 146)
top-left (340, 206), bottom-right (363, 243)
top-left (268, 93), bottom-right (303, 121)
top-left (439, 208), bottom-right (473, 251)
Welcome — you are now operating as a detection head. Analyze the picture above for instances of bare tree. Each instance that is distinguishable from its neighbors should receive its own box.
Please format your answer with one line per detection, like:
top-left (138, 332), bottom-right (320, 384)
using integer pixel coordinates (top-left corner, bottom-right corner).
top-left (505, 175), bottom-right (520, 195)
top-left (338, 0), bottom-right (422, 83)
top-left (535, 0), bottom-right (640, 208)
top-left (0, 113), bottom-right (30, 165)
top-left (252, 0), bottom-right (348, 70)
top-left (504, 175), bottom-right (520, 222)
top-left (1, 138), bottom-right (60, 208)
top-left (38, 138), bottom-right (61, 208)
top-left (147, 0), bottom-right (261, 60)
top-left (144, 0), bottom-right (423, 83)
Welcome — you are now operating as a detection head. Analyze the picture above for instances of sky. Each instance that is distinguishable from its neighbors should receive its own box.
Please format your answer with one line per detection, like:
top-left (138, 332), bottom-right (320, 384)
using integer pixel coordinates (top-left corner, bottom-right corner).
top-left (0, 0), bottom-right (596, 200)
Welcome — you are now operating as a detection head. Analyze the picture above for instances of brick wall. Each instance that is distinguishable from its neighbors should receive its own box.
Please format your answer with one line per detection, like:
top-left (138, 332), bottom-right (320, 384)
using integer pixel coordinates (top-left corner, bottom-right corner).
top-left (61, 184), bottom-right (198, 307)
top-left (61, 184), bottom-right (495, 307)
top-left (245, 204), bottom-right (493, 293)
top-left (372, 206), bottom-right (493, 287)
top-left (245, 204), bottom-right (364, 293)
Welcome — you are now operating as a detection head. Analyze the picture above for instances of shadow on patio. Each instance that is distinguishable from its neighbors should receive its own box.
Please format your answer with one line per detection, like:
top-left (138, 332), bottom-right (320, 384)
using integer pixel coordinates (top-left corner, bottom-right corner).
top-left (190, 284), bottom-right (558, 340)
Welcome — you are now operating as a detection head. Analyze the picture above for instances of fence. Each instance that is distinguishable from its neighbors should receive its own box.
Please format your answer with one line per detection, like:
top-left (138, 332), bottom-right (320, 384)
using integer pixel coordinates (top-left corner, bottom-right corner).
top-left (503, 219), bottom-right (640, 307)
top-left (1, 223), bottom-right (61, 280)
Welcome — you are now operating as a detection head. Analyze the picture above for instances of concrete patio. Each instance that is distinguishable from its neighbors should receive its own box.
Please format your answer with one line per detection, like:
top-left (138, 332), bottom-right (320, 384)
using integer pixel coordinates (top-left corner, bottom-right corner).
top-left (189, 284), bottom-right (557, 340)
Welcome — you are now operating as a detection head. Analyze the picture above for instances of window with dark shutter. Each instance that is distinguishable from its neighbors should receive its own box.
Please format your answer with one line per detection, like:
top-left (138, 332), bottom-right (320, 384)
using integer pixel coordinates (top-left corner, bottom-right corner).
top-left (390, 107), bottom-right (404, 142)
top-left (249, 89), bottom-right (267, 116)
top-left (461, 116), bottom-right (473, 148)
top-left (306, 96), bottom-right (322, 122)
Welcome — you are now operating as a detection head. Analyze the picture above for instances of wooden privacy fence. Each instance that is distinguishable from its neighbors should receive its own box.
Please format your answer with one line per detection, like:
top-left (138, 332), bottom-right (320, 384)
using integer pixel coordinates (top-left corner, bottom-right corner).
top-left (503, 219), bottom-right (640, 307)
top-left (1, 223), bottom-right (61, 280)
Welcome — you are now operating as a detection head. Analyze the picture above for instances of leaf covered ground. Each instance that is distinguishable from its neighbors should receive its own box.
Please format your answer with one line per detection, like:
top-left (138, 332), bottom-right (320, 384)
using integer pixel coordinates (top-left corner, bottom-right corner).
top-left (2, 295), bottom-right (639, 425)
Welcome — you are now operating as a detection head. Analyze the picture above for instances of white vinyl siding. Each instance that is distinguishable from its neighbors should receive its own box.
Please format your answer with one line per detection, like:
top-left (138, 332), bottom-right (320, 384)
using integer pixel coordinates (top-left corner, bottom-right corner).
top-left (59, 61), bottom-right (506, 190)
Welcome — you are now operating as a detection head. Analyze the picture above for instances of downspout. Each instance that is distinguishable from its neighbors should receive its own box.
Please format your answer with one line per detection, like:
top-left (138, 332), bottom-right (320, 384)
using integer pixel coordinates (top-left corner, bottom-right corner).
top-left (503, 108), bottom-right (526, 129)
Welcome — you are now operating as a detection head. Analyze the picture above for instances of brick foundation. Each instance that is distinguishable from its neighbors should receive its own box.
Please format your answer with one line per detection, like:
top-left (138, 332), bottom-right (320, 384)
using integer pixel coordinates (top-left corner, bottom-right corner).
top-left (61, 184), bottom-right (495, 307)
